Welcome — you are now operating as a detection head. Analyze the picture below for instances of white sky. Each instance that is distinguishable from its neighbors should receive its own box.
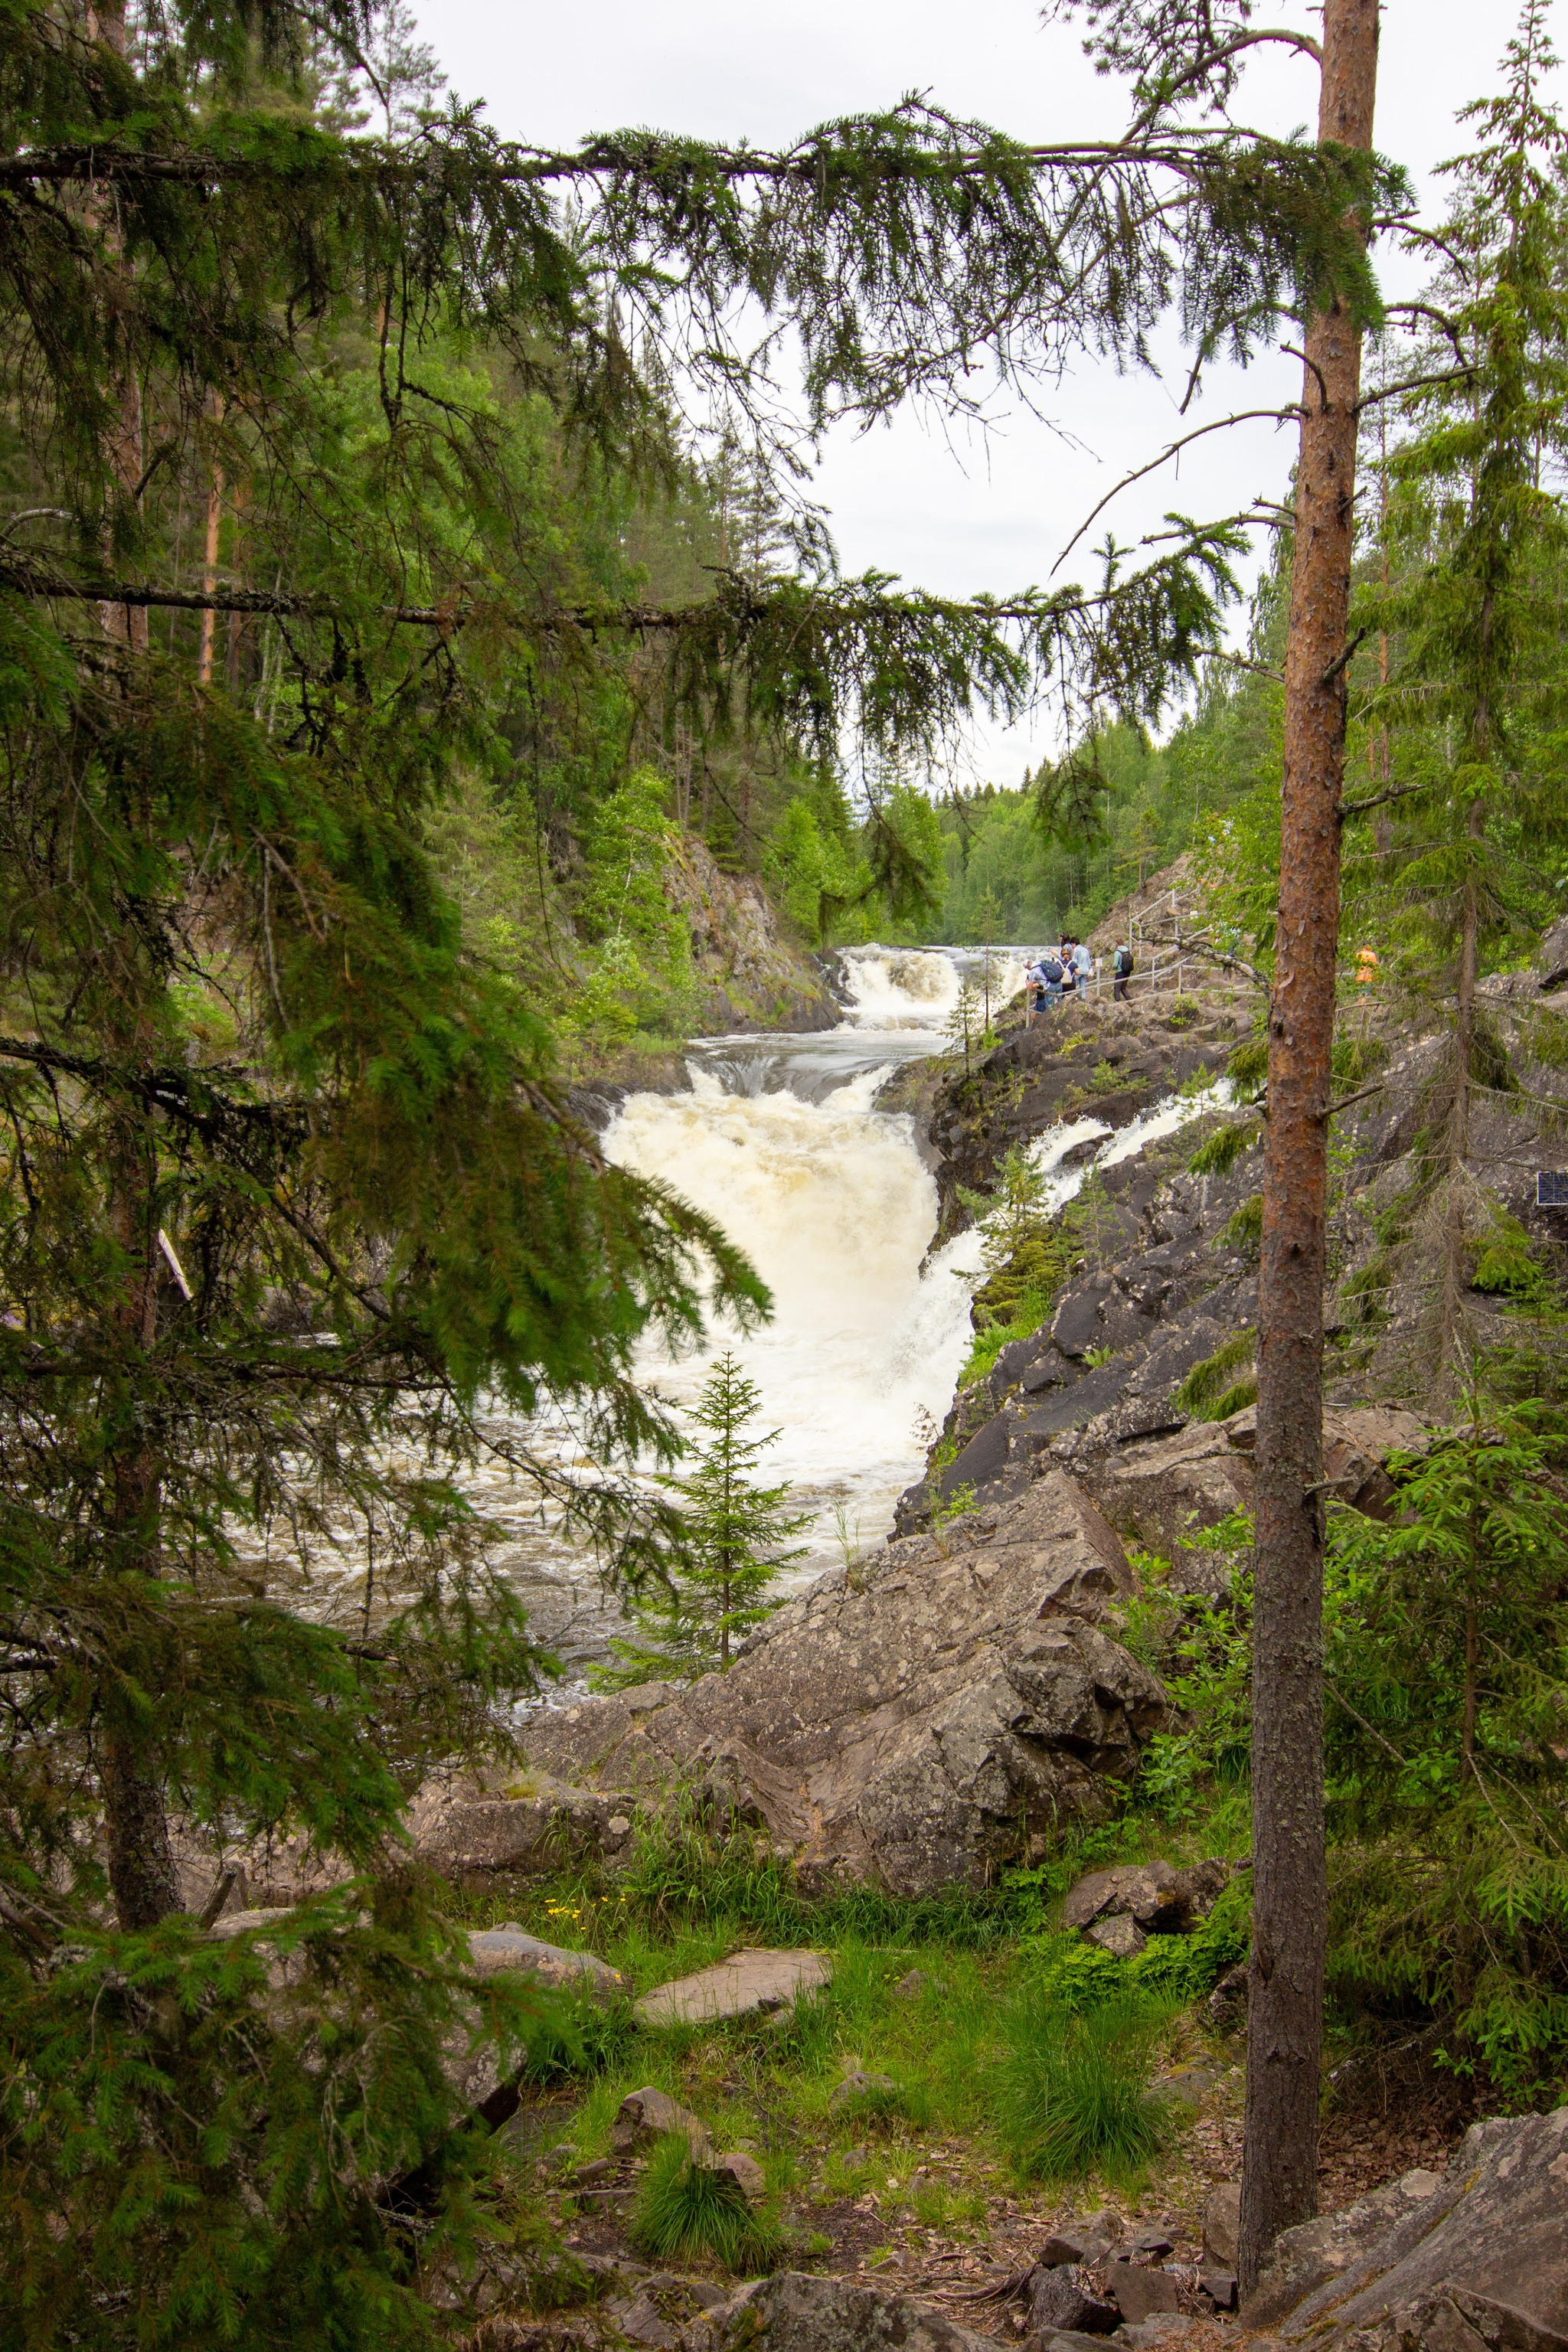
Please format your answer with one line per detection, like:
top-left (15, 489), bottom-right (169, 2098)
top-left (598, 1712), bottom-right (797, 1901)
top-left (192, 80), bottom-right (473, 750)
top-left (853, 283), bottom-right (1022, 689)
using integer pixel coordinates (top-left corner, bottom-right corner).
top-left (411, 0), bottom-right (1550, 783)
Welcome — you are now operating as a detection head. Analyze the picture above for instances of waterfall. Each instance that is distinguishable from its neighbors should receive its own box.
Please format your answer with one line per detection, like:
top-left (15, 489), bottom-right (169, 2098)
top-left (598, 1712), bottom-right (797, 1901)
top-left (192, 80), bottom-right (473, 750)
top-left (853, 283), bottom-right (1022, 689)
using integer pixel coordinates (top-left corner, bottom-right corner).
top-left (604, 1061), bottom-right (983, 1582)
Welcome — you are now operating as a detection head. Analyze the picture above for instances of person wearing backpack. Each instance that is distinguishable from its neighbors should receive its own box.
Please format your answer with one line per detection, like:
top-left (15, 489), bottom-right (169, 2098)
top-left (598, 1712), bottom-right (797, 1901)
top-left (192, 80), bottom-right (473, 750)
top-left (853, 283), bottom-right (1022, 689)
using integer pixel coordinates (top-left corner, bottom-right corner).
top-left (1112, 941), bottom-right (1135, 1002)
top-left (1027, 950), bottom-right (1065, 1018)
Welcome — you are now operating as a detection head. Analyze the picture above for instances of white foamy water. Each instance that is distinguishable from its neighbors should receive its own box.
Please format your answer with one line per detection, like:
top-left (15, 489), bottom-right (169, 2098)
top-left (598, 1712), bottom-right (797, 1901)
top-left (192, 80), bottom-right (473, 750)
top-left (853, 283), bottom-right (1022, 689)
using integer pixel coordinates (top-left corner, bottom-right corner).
top-left (604, 1063), bottom-right (984, 1581)
top-left (835, 941), bottom-right (1028, 1034)
top-left (297, 956), bottom-right (1227, 1682)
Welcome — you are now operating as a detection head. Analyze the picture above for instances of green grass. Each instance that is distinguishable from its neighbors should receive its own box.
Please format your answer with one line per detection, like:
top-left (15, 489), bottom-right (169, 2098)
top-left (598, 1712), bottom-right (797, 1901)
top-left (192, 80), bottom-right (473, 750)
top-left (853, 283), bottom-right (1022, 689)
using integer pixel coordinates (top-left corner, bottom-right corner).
top-left (628, 2135), bottom-right (782, 2273)
top-left (991, 1986), bottom-right (1177, 2187)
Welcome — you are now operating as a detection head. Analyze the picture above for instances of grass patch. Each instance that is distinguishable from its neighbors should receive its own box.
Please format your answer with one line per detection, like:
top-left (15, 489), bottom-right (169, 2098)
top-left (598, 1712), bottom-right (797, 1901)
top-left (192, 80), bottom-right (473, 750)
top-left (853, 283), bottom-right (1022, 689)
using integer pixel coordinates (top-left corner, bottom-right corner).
top-left (991, 1986), bottom-right (1176, 2187)
top-left (628, 2135), bottom-right (782, 2273)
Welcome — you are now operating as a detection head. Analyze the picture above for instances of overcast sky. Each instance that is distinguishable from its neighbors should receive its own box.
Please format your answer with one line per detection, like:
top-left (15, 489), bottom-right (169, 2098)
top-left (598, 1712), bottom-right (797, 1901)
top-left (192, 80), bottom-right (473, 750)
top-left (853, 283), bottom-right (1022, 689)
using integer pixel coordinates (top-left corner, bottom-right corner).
top-left (411, 0), bottom-right (1550, 784)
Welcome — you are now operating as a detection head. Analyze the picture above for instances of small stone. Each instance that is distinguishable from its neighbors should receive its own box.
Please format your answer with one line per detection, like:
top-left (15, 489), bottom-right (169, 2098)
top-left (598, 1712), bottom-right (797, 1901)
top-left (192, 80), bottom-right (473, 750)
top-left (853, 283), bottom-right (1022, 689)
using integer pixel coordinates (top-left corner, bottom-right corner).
top-left (1027, 2265), bottom-right (1121, 2336)
top-left (1084, 1912), bottom-right (1146, 1958)
top-left (893, 1968), bottom-right (929, 1999)
top-left (1124, 2226), bottom-right (1176, 2257)
top-left (713, 2150), bottom-right (766, 2202)
top-left (634, 1947), bottom-right (831, 2027)
top-left (608, 2086), bottom-right (711, 2159)
top-left (570, 2156), bottom-right (613, 2185)
top-left (606, 1814), bottom-right (632, 1837)
top-left (1116, 2319), bottom-right (1194, 2349)
top-left (1202, 2182), bottom-right (1241, 2270)
top-left (1107, 2263), bottom-right (1181, 2324)
top-left (1197, 2269), bottom-right (1238, 2312)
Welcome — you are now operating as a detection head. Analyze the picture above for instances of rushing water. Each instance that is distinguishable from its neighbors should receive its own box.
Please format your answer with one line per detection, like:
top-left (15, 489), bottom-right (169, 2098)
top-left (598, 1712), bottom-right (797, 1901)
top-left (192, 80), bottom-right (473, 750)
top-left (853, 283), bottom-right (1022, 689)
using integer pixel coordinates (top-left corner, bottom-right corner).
top-left (366, 946), bottom-right (1223, 1683)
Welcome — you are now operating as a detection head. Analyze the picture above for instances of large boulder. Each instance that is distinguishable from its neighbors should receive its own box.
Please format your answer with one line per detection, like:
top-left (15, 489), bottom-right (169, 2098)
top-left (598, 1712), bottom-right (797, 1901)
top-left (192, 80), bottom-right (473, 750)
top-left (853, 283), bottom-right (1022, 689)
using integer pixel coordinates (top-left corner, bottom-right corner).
top-left (1060, 1403), bottom-right (1428, 1589)
top-left (404, 1767), bottom-right (624, 1883)
top-left (521, 1472), bottom-right (1166, 1896)
top-left (1248, 2105), bottom-right (1568, 2350)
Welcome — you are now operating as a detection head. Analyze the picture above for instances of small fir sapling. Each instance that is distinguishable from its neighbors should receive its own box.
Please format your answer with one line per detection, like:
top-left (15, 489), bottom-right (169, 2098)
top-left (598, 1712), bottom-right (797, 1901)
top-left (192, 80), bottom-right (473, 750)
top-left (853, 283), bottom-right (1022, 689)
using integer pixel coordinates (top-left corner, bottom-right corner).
top-left (593, 1353), bottom-right (809, 1686)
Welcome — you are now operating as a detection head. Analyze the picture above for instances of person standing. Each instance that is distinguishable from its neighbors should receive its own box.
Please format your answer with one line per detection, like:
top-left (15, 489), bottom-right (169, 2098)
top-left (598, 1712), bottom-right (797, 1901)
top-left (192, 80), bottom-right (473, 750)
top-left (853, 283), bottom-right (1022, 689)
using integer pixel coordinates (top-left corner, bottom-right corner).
top-left (1112, 942), bottom-right (1135, 1003)
top-left (1073, 937), bottom-right (1093, 992)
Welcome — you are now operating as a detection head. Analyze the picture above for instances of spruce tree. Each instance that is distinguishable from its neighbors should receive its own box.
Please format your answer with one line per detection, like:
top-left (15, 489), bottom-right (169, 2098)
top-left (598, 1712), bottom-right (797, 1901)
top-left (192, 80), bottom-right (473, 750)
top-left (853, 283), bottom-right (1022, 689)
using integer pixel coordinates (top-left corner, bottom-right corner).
top-left (1349, 0), bottom-right (1568, 1387)
top-left (594, 1353), bottom-right (808, 1685)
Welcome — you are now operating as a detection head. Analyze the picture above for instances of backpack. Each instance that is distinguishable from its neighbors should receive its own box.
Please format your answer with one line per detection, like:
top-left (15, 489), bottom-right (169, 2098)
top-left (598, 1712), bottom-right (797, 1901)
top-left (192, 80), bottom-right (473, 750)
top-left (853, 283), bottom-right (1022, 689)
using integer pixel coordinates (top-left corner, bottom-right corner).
top-left (1114, 946), bottom-right (1134, 976)
top-left (1040, 956), bottom-right (1064, 984)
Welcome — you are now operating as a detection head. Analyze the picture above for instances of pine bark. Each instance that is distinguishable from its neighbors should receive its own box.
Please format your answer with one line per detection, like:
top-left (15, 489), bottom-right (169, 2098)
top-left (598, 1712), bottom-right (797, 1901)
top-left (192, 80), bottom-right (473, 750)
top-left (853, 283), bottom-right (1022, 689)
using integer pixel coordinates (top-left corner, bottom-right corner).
top-left (1241, 0), bottom-right (1380, 2300)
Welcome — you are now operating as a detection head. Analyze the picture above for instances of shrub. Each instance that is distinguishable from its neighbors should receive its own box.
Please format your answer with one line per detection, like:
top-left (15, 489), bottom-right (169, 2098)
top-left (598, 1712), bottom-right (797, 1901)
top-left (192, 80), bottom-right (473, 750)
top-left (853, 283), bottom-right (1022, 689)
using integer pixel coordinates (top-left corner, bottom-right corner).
top-left (991, 1987), bottom-right (1175, 2185)
top-left (628, 2135), bottom-right (782, 2272)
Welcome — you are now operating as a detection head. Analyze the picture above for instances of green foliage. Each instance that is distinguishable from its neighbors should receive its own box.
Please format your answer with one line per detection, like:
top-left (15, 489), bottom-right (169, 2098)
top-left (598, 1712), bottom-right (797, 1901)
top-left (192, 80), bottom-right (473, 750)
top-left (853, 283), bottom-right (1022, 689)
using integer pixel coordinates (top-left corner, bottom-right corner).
top-left (1218, 1192), bottom-right (1264, 1253)
top-left (593, 1354), bottom-right (810, 1687)
top-left (1186, 1116), bottom-right (1262, 1177)
top-left (1166, 993), bottom-right (1202, 1029)
top-left (0, 1900), bottom-right (550, 2351)
top-left (1172, 1329), bottom-right (1257, 1419)
top-left (571, 769), bottom-right (695, 1037)
top-left (990, 1986), bottom-right (1175, 2187)
top-left (629, 2136), bottom-right (781, 2274)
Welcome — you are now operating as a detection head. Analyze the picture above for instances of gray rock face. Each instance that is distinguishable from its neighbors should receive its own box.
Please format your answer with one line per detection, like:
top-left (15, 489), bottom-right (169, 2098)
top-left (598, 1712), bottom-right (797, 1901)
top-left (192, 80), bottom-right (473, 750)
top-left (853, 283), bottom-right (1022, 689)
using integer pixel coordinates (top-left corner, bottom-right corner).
top-left (716, 2272), bottom-right (996, 2352)
top-left (521, 1472), bottom-right (1165, 1895)
top-left (1248, 2105), bottom-right (1568, 2350)
top-left (403, 1768), bottom-right (618, 1883)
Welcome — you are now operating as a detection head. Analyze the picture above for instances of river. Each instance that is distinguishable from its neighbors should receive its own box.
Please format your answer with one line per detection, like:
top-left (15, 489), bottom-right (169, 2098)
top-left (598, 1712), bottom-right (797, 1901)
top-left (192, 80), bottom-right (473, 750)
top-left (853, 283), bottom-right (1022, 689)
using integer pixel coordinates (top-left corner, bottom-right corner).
top-left (427, 944), bottom-right (1223, 1684)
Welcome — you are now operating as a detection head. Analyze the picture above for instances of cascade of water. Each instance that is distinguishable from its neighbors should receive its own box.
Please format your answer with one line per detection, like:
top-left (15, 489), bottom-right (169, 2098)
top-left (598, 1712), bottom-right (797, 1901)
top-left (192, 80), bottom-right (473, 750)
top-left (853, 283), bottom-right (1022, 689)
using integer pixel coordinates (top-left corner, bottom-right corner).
top-left (604, 1064), bottom-right (983, 1581)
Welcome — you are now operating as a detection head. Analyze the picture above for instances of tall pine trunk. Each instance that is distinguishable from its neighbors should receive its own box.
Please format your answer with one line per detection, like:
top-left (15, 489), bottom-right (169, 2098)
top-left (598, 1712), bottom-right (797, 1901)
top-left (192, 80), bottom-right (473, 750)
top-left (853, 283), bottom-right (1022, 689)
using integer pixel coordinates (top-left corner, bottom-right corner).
top-left (1242, 0), bottom-right (1380, 2298)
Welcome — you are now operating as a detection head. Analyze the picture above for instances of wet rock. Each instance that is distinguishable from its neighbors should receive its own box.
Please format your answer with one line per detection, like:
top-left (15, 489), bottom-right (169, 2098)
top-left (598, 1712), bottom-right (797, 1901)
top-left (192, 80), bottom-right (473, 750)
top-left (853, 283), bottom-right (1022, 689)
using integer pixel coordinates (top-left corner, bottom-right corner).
top-left (1247, 2106), bottom-right (1568, 2347)
top-left (522, 1472), bottom-right (1165, 1896)
top-left (635, 1948), bottom-right (830, 2027)
top-left (608, 2087), bottom-right (711, 2160)
top-left (716, 2271), bottom-right (996, 2350)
